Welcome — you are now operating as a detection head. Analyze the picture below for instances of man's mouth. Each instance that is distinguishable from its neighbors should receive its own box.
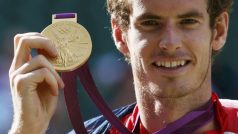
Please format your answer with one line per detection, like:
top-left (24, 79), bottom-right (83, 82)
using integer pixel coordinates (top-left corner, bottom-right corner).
top-left (153, 60), bottom-right (191, 69)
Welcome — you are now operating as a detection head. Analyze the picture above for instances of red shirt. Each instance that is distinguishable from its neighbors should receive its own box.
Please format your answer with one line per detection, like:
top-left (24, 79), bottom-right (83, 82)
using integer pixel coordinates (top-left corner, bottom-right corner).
top-left (109, 93), bottom-right (238, 134)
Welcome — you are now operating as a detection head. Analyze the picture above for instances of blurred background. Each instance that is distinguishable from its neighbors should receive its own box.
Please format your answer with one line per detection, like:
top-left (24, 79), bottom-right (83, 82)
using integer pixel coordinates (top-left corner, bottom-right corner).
top-left (0, 0), bottom-right (237, 134)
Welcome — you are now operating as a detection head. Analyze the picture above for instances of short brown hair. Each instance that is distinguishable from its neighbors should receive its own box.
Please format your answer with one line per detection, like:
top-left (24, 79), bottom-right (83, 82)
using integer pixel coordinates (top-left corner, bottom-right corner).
top-left (207, 0), bottom-right (233, 28)
top-left (107, 0), bottom-right (233, 31)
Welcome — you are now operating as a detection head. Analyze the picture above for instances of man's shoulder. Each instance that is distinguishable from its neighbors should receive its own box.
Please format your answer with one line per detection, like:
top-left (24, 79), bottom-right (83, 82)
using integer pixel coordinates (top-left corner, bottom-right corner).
top-left (218, 99), bottom-right (238, 133)
top-left (219, 99), bottom-right (238, 108)
top-left (68, 102), bottom-right (136, 134)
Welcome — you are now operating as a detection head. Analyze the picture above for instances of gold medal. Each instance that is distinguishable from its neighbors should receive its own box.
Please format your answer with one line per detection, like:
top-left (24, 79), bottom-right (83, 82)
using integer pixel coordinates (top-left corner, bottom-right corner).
top-left (41, 20), bottom-right (92, 72)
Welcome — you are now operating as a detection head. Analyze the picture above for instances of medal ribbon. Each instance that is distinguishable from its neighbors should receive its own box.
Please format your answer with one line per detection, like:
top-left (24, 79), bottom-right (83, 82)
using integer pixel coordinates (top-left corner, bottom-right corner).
top-left (152, 100), bottom-right (214, 134)
top-left (55, 13), bottom-right (214, 134)
top-left (62, 63), bottom-right (132, 134)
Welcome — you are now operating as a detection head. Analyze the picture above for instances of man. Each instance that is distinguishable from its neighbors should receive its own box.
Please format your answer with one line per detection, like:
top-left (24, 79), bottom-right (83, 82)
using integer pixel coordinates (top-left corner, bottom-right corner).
top-left (8, 0), bottom-right (238, 134)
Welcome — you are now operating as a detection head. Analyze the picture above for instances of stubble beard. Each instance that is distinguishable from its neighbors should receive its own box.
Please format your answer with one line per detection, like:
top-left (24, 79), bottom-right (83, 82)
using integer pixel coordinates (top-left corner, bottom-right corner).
top-left (134, 46), bottom-right (212, 100)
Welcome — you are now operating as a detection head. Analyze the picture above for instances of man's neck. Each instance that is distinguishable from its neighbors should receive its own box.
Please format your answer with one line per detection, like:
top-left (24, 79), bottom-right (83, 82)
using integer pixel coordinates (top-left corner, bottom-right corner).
top-left (136, 87), bottom-right (213, 133)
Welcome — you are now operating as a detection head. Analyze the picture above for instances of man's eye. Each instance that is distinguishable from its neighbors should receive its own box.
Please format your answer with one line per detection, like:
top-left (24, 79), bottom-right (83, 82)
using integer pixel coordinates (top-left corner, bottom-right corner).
top-left (180, 19), bottom-right (199, 25)
top-left (141, 20), bottom-right (159, 26)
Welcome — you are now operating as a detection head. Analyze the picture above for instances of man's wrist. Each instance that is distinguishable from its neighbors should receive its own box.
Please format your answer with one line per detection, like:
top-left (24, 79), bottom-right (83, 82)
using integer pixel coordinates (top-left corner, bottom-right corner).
top-left (8, 119), bottom-right (47, 134)
top-left (8, 126), bottom-right (46, 134)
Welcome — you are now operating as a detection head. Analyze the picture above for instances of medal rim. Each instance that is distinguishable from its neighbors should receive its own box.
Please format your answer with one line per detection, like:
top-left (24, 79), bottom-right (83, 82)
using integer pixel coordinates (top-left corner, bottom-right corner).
top-left (41, 21), bottom-right (92, 72)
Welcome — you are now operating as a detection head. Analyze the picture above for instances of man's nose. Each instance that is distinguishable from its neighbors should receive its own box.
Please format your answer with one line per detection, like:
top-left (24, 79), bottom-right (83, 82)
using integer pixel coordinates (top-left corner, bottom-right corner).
top-left (158, 24), bottom-right (182, 52)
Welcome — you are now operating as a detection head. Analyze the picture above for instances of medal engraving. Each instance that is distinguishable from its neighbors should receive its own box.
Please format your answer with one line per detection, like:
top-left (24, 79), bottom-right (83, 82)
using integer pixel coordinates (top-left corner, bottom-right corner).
top-left (42, 21), bottom-right (92, 72)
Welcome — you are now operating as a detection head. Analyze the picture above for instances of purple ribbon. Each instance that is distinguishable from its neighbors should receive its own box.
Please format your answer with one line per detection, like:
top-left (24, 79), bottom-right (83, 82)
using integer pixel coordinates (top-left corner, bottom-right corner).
top-left (54, 13), bottom-right (76, 19)
top-left (62, 70), bottom-right (87, 134)
top-left (75, 63), bottom-right (132, 134)
top-left (62, 63), bottom-right (132, 134)
top-left (153, 100), bottom-right (214, 134)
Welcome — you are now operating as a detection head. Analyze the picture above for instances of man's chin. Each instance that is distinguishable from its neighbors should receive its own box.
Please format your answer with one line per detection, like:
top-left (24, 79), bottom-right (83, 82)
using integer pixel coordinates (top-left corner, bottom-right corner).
top-left (149, 86), bottom-right (192, 99)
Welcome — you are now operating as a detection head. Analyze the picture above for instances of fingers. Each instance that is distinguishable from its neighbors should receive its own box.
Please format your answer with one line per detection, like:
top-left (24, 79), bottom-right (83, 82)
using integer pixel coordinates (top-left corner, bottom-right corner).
top-left (11, 33), bottom-right (58, 71)
top-left (9, 32), bottom-right (65, 97)
top-left (14, 32), bottom-right (42, 53)
top-left (12, 54), bottom-right (65, 90)
top-left (14, 68), bottom-right (59, 96)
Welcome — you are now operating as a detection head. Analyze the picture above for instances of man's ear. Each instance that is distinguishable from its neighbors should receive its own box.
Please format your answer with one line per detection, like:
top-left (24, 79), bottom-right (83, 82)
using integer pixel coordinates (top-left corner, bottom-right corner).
top-left (111, 19), bottom-right (129, 56)
top-left (212, 12), bottom-right (229, 51)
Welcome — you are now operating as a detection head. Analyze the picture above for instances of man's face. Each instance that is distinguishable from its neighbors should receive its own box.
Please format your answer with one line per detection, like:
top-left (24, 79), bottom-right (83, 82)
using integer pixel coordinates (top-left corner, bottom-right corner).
top-left (125, 0), bottom-right (215, 97)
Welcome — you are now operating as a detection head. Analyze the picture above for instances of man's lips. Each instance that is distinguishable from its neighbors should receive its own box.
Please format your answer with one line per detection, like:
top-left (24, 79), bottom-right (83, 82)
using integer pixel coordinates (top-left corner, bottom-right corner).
top-left (151, 59), bottom-right (193, 77)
